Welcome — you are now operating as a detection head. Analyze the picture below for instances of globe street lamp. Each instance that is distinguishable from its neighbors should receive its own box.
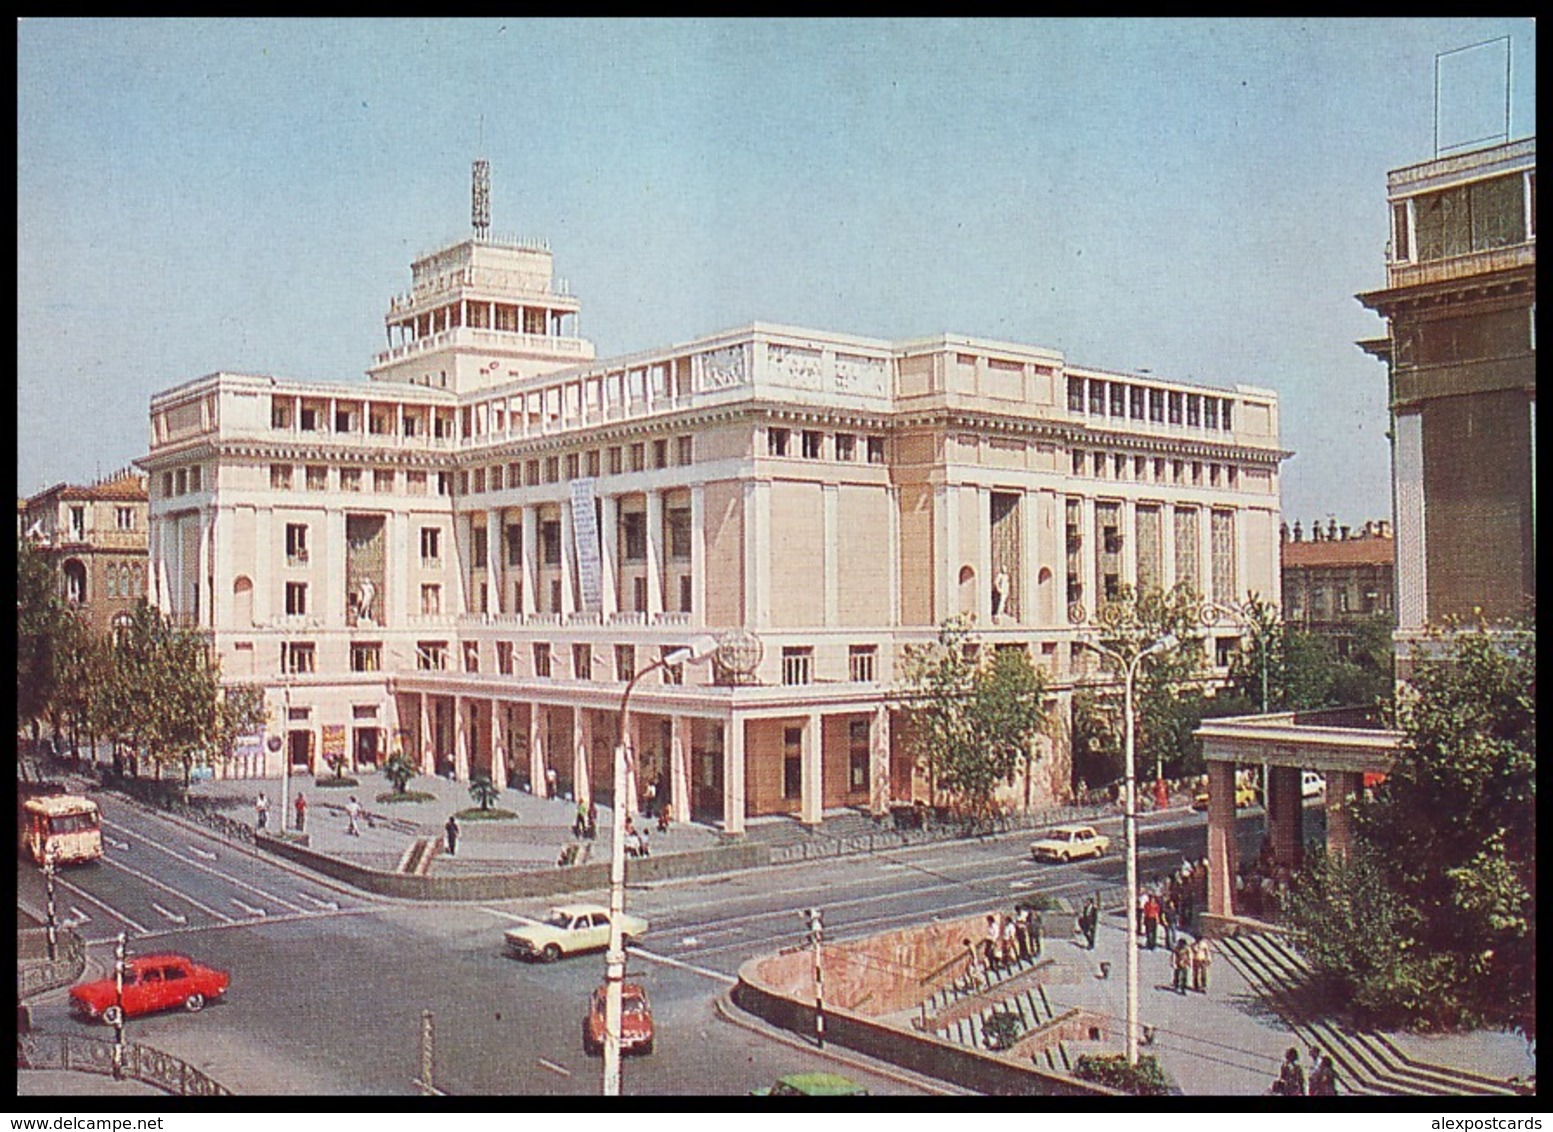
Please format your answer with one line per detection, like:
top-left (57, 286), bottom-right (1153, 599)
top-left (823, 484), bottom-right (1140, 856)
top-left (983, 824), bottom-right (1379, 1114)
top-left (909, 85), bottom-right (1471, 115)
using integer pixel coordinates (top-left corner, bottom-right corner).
top-left (1079, 630), bottom-right (1179, 1067)
top-left (602, 633), bottom-right (719, 1097)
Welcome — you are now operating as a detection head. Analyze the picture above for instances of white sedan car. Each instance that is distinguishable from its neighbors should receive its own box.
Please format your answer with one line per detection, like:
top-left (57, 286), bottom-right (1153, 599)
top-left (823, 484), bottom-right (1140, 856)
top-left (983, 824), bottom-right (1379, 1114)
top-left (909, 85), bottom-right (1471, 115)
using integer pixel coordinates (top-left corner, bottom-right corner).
top-left (504, 903), bottom-right (650, 963)
top-left (1030, 824), bottom-right (1110, 862)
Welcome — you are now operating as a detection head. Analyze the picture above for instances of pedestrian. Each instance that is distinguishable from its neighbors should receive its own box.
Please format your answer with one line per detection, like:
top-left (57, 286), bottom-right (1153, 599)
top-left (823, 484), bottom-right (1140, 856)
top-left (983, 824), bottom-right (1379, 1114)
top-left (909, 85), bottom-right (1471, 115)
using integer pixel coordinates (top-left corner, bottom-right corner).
top-left (573, 801), bottom-right (588, 839)
top-left (1014, 908), bottom-right (1032, 962)
top-left (444, 813), bottom-right (460, 856)
top-left (1001, 913), bottom-right (1019, 967)
top-left (639, 825), bottom-right (652, 857)
top-left (255, 792), bottom-right (269, 831)
top-left (961, 939), bottom-right (984, 992)
top-left (1162, 894), bottom-right (1178, 950)
top-left (1192, 936), bottom-right (1212, 992)
top-left (1030, 907), bottom-right (1044, 959)
top-left (1080, 898), bottom-right (1099, 950)
top-left (345, 795), bottom-right (362, 837)
top-left (1309, 1051), bottom-right (1337, 1096)
top-left (586, 801), bottom-right (598, 841)
top-left (1172, 939), bottom-right (1192, 995)
top-left (656, 801), bottom-right (672, 834)
top-left (644, 780), bottom-right (657, 817)
top-left (1143, 893), bottom-right (1161, 950)
top-left (1274, 1047), bottom-right (1306, 1096)
top-left (984, 914), bottom-right (1002, 971)
top-left (545, 766), bottom-right (558, 798)
top-left (294, 792), bottom-right (307, 833)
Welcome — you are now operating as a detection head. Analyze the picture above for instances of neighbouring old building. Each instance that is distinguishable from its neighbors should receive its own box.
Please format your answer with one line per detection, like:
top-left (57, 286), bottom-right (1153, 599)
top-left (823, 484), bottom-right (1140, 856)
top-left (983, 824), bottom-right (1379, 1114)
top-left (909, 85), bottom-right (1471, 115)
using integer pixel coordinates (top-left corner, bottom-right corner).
top-left (1280, 518), bottom-right (1394, 656)
top-left (138, 172), bottom-right (1286, 832)
top-left (22, 469), bottom-right (151, 637)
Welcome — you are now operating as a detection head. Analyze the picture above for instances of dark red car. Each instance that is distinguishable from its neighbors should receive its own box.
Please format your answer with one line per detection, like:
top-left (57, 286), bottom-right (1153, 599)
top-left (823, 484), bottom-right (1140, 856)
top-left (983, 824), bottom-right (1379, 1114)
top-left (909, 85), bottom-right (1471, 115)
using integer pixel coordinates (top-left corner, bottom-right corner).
top-left (582, 982), bottom-right (654, 1056)
top-left (69, 954), bottom-right (229, 1025)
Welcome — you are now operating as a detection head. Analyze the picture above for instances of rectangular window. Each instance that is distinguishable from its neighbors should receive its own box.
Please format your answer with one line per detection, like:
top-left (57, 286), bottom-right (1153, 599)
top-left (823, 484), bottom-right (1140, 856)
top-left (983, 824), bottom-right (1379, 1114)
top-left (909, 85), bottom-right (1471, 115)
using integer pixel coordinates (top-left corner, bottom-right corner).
top-left (300, 407), bottom-right (318, 431)
top-left (614, 645), bottom-right (635, 683)
top-left (679, 574), bottom-right (693, 613)
top-left (373, 469), bottom-right (395, 493)
top-left (489, 465), bottom-right (503, 491)
top-left (471, 468), bottom-right (485, 493)
top-left (1203, 398), bottom-right (1219, 430)
top-left (463, 641), bottom-right (479, 673)
top-left (782, 647), bottom-right (813, 686)
top-left (784, 728), bottom-right (803, 800)
top-left (667, 507), bottom-right (692, 560)
top-left (407, 470), bottom-right (427, 496)
top-left (472, 529), bottom-right (488, 568)
top-left (572, 644), bottom-right (592, 681)
top-left (801, 430), bottom-right (823, 459)
top-left (270, 464), bottom-right (292, 490)
top-left (541, 520), bottom-right (562, 566)
top-left (335, 409), bottom-right (352, 433)
top-left (653, 439), bottom-right (668, 469)
top-left (1088, 380), bottom-right (1106, 415)
top-left (458, 472), bottom-right (469, 494)
top-left (526, 460), bottom-right (541, 486)
top-left (1211, 509), bottom-right (1237, 604)
top-left (420, 527), bottom-right (441, 564)
top-left (420, 583), bottom-right (442, 616)
top-left (532, 643), bottom-right (552, 678)
top-left (588, 449), bottom-right (603, 477)
top-left (1071, 449), bottom-right (1085, 475)
top-left (1168, 392), bottom-right (1183, 425)
top-left (834, 433), bottom-right (855, 461)
top-left (271, 402), bottom-right (291, 429)
top-left (286, 523), bottom-right (309, 564)
top-left (417, 641), bottom-right (447, 671)
top-left (403, 415), bottom-right (419, 438)
top-left (767, 427), bottom-right (790, 457)
top-left (1067, 377), bottom-right (1085, 413)
top-left (660, 646), bottom-right (684, 686)
top-left (1130, 386), bottom-right (1146, 420)
top-left (849, 719), bottom-right (871, 793)
top-left (506, 523), bottom-right (523, 567)
top-left (282, 642), bottom-right (315, 674)
top-left (1110, 384), bottom-right (1126, 417)
top-left (676, 436), bottom-right (694, 466)
top-left (1148, 389), bottom-right (1164, 423)
top-left (1192, 461), bottom-right (1203, 485)
top-left (621, 512), bottom-right (646, 562)
top-left (565, 453), bottom-right (580, 481)
top-left (496, 641), bottom-right (514, 675)
top-left (1092, 452), bottom-right (1105, 478)
top-left (305, 466), bottom-right (327, 491)
top-left (340, 468), bottom-right (362, 493)
top-left (285, 582), bottom-right (307, 616)
top-left (437, 472), bottom-right (453, 496)
top-left (1393, 201), bottom-right (1411, 261)
top-left (1113, 453), bottom-right (1126, 479)
top-left (866, 436), bottom-right (886, 464)
top-left (1215, 636), bottom-right (1237, 669)
top-left (848, 645), bottom-right (877, 683)
top-left (607, 447), bottom-right (622, 475)
top-left (544, 457), bottom-right (559, 483)
top-left (1186, 395), bottom-right (1201, 428)
top-left (117, 506), bottom-right (134, 530)
top-left (628, 444), bottom-right (644, 473)
top-left (350, 642), bottom-right (381, 673)
top-left (1221, 400), bottom-right (1233, 431)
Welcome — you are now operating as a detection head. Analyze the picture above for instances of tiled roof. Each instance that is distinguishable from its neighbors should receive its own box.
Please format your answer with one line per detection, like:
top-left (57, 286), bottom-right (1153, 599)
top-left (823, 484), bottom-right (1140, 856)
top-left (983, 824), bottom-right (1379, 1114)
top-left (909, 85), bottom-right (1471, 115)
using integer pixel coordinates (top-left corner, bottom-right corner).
top-left (1282, 537), bottom-right (1393, 569)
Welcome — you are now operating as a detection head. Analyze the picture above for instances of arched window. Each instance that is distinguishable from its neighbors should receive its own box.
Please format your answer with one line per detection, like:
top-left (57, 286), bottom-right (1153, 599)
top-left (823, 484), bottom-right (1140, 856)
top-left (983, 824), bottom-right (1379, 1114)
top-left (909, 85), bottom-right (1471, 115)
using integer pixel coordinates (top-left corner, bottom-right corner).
top-left (107, 566), bottom-right (119, 598)
top-left (120, 564), bottom-right (131, 598)
top-left (62, 559), bottom-right (87, 605)
top-left (111, 611), bottom-right (133, 647)
top-left (133, 565), bottom-right (144, 597)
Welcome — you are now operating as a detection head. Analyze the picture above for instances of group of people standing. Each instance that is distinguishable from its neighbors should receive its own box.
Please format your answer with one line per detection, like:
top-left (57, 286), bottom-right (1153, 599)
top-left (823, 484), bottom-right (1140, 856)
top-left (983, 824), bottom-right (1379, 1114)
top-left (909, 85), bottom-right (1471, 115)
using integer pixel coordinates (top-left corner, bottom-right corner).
top-left (1272, 1046), bottom-right (1338, 1095)
top-left (968, 906), bottom-right (1045, 985)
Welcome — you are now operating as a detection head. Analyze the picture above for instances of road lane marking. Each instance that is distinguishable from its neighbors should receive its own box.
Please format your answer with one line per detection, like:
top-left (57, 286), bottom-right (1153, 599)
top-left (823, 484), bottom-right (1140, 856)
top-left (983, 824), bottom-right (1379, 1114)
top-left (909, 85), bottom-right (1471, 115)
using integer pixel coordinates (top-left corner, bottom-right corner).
top-left (186, 844), bottom-right (218, 860)
top-left (101, 819), bottom-right (307, 913)
top-left (537, 1059), bottom-right (572, 1077)
top-left (85, 904), bottom-right (382, 947)
top-left (67, 907), bottom-right (91, 926)
top-left (150, 902), bottom-right (189, 925)
top-left (630, 945), bottom-right (737, 985)
top-left (231, 898), bottom-right (267, 917)
top-left (51, 875), bottom-right (149, 936)
top-left (97, 856), bottom-right (235, 924)
top-left (297, 893), bottom-right (340, 911)
top-left (103, 835), bottom-right (130, 851)
top-left (476, 907), bottom-right (543, 925)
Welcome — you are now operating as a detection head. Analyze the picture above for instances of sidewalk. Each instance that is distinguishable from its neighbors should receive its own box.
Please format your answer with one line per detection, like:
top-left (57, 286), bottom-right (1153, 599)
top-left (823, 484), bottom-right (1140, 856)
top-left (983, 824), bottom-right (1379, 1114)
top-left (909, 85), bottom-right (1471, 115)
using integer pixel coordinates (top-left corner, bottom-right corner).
top-left (15, 1070), bottom-right (166, 1097)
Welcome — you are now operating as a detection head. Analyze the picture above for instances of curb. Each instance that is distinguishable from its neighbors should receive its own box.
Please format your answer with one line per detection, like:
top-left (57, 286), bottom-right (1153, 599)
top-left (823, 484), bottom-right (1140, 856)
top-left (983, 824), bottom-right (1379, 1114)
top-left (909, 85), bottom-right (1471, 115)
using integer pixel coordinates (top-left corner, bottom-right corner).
top-left (713, 989), bottom-right (975, 1096)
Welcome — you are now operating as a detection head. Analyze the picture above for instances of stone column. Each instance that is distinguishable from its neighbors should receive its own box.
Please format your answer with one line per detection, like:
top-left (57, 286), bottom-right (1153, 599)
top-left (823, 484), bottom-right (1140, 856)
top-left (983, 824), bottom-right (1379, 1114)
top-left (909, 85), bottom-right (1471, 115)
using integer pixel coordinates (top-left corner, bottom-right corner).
top-left (645, 489), bottom-right (665, 617)
top-left (887, 485), bottom-right (902, 627)
top-left (559, 499), bottom-right (577, 616)
top-left (520, 506), bottom-right (538, 616)
top-left (1325, 770), bottom-right (1361, 860)
top-left (624, 712), bottom-right (643, 817)
top-left (197, 507), bottom-right (213, 628)
top-left (1199, 507), bottom-right (1215, 606)
top-left (573, 707), bottom-right (592, 808)
top-left (744, 480), bottom-right (771, 627)
top-left (599, 493), bottom-right (619, 617)
top-left (975, 486), bottom-right (992, 624)
top-left (822, 484), bottom-right (839, 627)
top-left (934, 484), bottom-right (957, 622)
top-left (1266, 765), bottom-right (1303, 870)
top-left (486, 507), bottom-right (503, 614)
top-left (670, 715), bottom-right (692, 825)
top-left (1160, 501), bottom-right (1177, 593)
top-left (530, 703), bottom-right (548, 798)
top-left (722, 716), bottom-right (746, 836)
top-left (1206, 759), bottom-right (1238, 918)
top-left (1122, 498), bottom-right (1138, 593)
top-left (323, 510), bottom-right (346, 625)
top-left (870, 704), bottom-right (891, 818)
top-left (419, 693), bottom-right (435, 777)
top-left (454, 694), bottom-right (469, 782)
top-left (690, 484), bottom-right (707, 626)
top-left (490, 700), bottom-right (507, 793)
top-left (801, 711), bottom-right (824, 826)
top-left (1081, 496), bottom-right (1098, 615)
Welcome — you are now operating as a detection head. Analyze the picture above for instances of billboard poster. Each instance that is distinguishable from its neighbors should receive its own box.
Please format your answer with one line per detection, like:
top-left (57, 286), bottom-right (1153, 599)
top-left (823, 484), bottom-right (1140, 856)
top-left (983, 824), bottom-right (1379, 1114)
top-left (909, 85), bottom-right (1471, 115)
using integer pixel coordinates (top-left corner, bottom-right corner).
top-left (570, 476), bottom-right (602, 612)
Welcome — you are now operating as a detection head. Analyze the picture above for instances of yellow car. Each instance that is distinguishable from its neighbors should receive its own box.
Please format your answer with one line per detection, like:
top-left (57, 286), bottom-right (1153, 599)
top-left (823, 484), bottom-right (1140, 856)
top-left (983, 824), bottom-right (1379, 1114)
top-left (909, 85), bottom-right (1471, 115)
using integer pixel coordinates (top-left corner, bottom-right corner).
top-left (1191, 784), bottom-right (1259, 811)
top-left (504, 903), bottom-right (649, 963)
top-left (1030, 824), bottom-right (1110, 862)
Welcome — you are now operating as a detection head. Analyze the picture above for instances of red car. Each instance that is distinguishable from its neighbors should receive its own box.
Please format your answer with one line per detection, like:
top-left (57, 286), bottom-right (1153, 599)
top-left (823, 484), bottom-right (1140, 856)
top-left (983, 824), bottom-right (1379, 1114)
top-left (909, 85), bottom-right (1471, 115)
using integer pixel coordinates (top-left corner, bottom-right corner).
top-left (69, 954), bottom-right (230, 1026)
top-left (582, 982), bottom-right (654, 1056)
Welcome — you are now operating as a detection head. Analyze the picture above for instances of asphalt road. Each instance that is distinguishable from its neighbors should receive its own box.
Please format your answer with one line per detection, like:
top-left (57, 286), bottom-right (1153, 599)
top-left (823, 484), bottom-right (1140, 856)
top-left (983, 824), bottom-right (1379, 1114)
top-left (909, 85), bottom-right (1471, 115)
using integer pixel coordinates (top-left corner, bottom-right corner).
top-left (20, 793), bottom-right (1280, 1096)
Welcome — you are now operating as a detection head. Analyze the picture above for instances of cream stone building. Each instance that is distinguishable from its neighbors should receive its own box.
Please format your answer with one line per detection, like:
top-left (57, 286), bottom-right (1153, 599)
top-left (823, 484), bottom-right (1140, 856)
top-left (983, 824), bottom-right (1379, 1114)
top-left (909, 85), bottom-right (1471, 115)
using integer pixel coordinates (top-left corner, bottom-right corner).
top-left (139, 209), bottom-right (1285, 832)
top-left (23, 469), bottom-right (150, 638)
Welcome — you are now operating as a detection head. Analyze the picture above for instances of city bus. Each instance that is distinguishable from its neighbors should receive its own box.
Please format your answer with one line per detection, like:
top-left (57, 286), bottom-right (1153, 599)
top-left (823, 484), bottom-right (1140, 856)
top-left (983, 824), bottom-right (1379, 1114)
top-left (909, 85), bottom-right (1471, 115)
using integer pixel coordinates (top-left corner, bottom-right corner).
top-left (20, 794), bottom-right (104, 864)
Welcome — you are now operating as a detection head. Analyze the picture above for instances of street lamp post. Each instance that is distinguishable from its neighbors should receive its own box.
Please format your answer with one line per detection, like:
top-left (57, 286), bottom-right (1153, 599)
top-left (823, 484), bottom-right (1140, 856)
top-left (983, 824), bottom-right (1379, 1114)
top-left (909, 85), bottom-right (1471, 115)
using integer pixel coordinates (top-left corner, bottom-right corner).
top-left (1081, 631), bottom-right (1178, 1067)
top-left (602, 634), bottom-right (719, 1097)
top-left (42, 849), bottom-right (58, 961)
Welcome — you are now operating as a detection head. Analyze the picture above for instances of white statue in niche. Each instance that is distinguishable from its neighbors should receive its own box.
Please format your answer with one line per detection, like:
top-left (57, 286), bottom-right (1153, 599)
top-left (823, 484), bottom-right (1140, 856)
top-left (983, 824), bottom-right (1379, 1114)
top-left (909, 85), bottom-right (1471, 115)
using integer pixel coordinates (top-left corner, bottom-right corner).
top-left (354, 577), bottom-right (376, 624)
top-left (992, 569), bottom-right (1011, 623)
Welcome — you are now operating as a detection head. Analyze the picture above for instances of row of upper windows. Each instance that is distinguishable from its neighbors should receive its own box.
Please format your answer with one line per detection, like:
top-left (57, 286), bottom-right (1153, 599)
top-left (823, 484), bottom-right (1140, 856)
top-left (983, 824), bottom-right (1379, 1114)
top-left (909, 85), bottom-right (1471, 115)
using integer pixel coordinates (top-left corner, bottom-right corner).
top-left (270, 464), bottom-right (446, 496)
top-left (1070, 450), bottom-right (1240, 490)
top-left (766, 428), bottom-right (887, 463)
top-left (1066, 378), bottom-right (1236, 432)
top-left (270, 400), bottom-right (456, 440)
top-left (159, 465), bottom-right (204, 498)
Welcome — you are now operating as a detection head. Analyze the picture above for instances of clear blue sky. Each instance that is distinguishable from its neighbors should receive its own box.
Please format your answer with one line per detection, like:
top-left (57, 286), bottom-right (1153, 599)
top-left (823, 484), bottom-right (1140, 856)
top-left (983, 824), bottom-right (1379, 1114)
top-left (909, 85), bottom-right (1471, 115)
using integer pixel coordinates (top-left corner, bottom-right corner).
top-left (17, 18), bottom-right (1536, 526)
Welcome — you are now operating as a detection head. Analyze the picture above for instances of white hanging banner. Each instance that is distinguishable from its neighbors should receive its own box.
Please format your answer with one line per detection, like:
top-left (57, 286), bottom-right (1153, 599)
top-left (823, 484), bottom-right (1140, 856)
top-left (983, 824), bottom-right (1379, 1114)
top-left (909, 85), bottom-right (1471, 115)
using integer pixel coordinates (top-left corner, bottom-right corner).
top-left (570, 477), bottom-right (602, 612)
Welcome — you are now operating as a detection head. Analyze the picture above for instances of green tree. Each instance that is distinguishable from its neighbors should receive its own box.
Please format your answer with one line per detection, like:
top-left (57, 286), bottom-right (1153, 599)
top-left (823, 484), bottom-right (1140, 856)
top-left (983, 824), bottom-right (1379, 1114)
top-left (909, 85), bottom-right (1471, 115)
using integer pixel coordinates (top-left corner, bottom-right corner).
top-left (1069, 688), bottom-right (1122, 794)
top-left (469, 774), bottom-right (500, 811)
top-left (16, 538), bottom-right (63, 748)
top-left (384, 751), bottom-right (418, 796)
top-left (899, 616), bottom-right (1050, 821)
top-left (52, 610), bottom-right (107, 759)
top-left (1286, 617), bottom-right (1535, 1036)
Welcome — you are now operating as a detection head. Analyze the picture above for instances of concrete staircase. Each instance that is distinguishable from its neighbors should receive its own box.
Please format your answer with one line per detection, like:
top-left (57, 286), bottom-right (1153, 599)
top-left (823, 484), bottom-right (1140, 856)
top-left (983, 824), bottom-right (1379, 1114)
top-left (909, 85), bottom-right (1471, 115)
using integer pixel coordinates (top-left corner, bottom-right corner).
top-left (917, 951), bottom-right (1072, 1071)
top-left (1216, 932), bottom-right (1520, 1097)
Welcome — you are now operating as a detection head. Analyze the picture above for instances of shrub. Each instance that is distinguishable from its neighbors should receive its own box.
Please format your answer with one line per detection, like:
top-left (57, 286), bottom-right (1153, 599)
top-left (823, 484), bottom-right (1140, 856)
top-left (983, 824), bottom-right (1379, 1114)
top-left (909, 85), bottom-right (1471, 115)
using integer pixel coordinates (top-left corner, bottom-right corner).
top-left (982, 1011), bottom-right (1024, 1051)
top-left (375, 790), bottom-right (435, 805)
top-left (1073, 1053), bottom-right (1171, 1096)
top-left (314, 775), bottom-right (359, 789)
top-left (383, 752), bottom-right (418, 796)
top-left (454, 807), bottom-right (515, 822)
